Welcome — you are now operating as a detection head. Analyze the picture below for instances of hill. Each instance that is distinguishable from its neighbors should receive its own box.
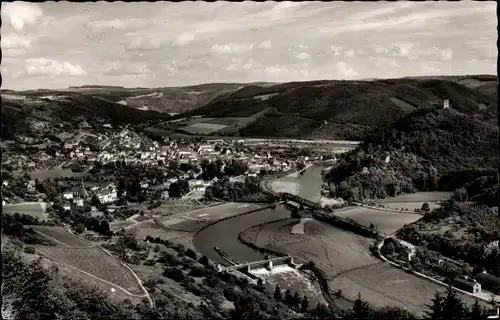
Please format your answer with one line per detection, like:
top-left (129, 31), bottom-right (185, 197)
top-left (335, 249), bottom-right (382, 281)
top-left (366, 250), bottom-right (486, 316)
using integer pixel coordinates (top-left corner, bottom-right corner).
top-left (170, 75), bottom-right (497, 140)
top-left (324, 106), bottom-right (498, 201)
top-left (2, 92), bottom-right (169, 139)
top-left (63, 84), bottom-right (245, 114)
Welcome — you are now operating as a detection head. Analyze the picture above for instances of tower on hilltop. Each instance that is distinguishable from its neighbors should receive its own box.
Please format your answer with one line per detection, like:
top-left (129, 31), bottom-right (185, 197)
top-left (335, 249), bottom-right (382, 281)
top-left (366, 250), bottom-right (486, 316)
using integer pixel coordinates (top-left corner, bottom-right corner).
top-left (443, 99), bottom-right (450, 109)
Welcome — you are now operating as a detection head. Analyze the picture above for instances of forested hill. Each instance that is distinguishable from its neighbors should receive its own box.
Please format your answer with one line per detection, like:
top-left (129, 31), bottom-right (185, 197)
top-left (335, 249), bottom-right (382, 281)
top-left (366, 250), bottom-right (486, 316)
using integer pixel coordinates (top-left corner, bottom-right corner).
top-left (325, 106), bottom-right (498, 202)
top-left (172, 75), bottom-right (497, 140)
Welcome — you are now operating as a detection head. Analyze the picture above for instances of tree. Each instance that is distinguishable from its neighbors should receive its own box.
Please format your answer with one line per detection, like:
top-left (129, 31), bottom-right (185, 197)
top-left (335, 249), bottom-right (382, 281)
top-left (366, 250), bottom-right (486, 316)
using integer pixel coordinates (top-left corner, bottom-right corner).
top-left (168, 182), bottom-right (182, 198)
top-left (91, 194), bottom-right (101, 208)
top-left (421, 202), bottom-right (430, 212)
top-left (467, 299), bottom-right (487, 320)
top-left (285, 289), bottom-right (293, 305)
top-left (347, 293), bottom-right (374, 320)
top-left (301, 295), bottom-right (309, 313)
top-left (453, 187), bottom-right (469, 202)
top-left (117, 179), bottom-right (126, 198)
top-left (293, 291), bottom-right (301, 308)
top-left (274, 285), bottom-right (282, 301)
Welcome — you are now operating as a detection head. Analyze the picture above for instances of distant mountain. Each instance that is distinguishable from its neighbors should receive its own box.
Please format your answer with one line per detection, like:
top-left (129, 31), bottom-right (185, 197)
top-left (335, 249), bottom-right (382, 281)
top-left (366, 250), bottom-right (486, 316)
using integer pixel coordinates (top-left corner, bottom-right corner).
top-left (2, 92), bottom-right (168, 139)
top-left (170, 75), bottom-right (497, 140)
top-left (62, 84), bottom-right (246, 114)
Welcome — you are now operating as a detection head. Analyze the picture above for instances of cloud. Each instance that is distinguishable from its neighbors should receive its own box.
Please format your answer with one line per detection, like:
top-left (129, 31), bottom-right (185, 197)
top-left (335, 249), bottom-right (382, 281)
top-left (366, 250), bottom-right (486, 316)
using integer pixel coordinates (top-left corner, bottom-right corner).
top-left (86, 19), bottom-right (127, 29)
top-left (126, 37), bottom-right (163, 51)
top-left (344, 49), bottom-right (355, 57)
top-left (330, 45), bottom-right (343, 57)
top-left (211, 43), bottom-right (254, 54)
top-left (426, 47), bottom-right (453, 61)
top-left (104, 61), bottom-right (153, 76)
top-left (258, 40), bottom-right (273, 49)
top-left (226, 57), bottom-right (256, 71)
top-left (2, 2), bottom-right (43, 31)
top-left (23, 58), bottom-right (86, 77)
top-left (296, 52), bottom-right (311, 60)
top-left (335, 61), bottom-right (359, 78)
top-left (421, 63), bottom-right (440, 74)
top-left (2, 34), bottom-right (32, 49)
top-left (172, 32), bottom-right (196, 46)
top-left (369, 56), bottom-right (400, 68)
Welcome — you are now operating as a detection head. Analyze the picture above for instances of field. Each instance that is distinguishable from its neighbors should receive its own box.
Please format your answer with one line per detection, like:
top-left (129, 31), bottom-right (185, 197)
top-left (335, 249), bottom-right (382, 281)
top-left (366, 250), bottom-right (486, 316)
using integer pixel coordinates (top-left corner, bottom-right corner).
top-left (375, 192), bottom-right (452, 203)
top-left (46, 258), bottom-right (144, 304)
top-left (181, 123), bottom-right (228, 135)
top-left (35, 246), bottom-right (143, 295)
top-left (241, 217), bottom-right (488, 316)
top-left (3, 202), bottom-right (48, 221)
top-left (334, 207), bottom-right (421, 235)
top-left (241, 218), bottom-right (380, 278)
top-left (329, 263), bottom-right (489, 317)
top-left (32, 226), bottom-right (93, 247)
top-left (30, 226), bottom-right (145, 295)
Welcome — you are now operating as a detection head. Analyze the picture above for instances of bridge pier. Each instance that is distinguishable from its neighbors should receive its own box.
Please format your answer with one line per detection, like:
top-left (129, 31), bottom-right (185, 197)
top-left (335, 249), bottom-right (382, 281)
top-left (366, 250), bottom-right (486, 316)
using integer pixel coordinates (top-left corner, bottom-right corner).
top-left (266, 260), bottom-right (273, 271)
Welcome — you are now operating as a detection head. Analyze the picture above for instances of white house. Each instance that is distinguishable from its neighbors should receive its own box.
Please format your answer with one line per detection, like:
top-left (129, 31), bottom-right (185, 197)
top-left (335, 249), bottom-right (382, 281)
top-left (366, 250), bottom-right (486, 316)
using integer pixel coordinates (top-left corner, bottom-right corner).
top-left (63, 192), bottom-right (74, 200)
top-left (74, 198), bottom-right (84, 207)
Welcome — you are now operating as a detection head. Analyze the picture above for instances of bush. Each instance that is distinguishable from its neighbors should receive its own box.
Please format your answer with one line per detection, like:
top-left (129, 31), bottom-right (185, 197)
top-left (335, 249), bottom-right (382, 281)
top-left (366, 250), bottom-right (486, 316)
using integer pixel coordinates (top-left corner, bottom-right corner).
top-left (24, 246), bottom-right (36, 254)
top-left (163, 267), bottom-right (186, 282)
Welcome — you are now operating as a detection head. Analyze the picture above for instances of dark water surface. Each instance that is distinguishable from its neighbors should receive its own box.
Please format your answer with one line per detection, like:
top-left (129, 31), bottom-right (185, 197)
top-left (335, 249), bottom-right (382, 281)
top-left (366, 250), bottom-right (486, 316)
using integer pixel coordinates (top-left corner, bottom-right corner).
top-left (194, 165), bottom-right (324, 264)
top-left (193, 206), bottom-right (291, 265)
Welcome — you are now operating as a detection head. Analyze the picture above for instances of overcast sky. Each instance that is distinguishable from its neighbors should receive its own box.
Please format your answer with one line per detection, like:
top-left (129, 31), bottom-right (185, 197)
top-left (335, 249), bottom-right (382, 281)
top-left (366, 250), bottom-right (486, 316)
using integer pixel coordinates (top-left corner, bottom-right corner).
top-left (1, 1), bottom-right (497, 90)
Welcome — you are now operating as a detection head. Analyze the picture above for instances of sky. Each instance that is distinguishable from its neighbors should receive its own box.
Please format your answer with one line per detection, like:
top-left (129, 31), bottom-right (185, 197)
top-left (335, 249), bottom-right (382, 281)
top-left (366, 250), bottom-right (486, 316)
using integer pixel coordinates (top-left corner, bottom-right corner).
top-left (1, 1), bottom-right (497, 90)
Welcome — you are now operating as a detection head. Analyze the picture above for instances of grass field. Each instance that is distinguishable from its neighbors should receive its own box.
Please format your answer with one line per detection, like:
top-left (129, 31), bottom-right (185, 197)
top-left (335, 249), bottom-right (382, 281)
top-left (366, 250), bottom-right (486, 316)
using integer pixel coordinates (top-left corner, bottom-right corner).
top-left (380, 202), bottom-right (442, 212)
top-left (375, 192), bottom-right (452, 203)
top-left (329, 263), bottom-right (489, 317)
top-left (334, 207), bottom-right (421, 235)
top-left (182, 123), bottom-right (228, 135)
top-left (32, 226), bottom-right (93, 247)
top-left (3, 202), bottom-right (48, 221)
top-left (241, 218), bottom-right (379, 279)
top-left (47, 259), bottom-right (144, 304)
top-left (35, 245), bottom-right (143, 295)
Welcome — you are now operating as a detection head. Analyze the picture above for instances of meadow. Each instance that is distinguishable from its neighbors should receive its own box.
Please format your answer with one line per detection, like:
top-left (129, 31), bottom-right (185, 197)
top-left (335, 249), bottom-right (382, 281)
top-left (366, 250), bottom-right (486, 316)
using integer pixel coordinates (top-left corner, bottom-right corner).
top-left (3, 202), bottom-right (48, 221)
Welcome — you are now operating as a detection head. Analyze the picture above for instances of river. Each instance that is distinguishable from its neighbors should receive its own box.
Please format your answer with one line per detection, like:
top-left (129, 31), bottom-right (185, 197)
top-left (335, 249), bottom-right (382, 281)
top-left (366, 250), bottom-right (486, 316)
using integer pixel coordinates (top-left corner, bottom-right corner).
top-left (194, 165), bottom-right (325, 264)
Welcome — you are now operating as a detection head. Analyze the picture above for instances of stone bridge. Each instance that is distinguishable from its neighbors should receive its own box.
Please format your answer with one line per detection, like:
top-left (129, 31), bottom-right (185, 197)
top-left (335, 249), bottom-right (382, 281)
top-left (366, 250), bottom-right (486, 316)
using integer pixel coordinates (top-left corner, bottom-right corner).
top-left (223, 256), bottom-right (302, 273)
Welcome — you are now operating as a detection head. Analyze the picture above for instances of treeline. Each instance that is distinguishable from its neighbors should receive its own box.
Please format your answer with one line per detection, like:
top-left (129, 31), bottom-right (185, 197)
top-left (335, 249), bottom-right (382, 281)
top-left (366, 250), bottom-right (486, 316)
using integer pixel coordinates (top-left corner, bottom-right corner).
top-left (204, 176), bottom-right (275, 203)
top-left (2, 213), bottom-right (55, 246)
top-left (313, 211), bottom-right (380, 238)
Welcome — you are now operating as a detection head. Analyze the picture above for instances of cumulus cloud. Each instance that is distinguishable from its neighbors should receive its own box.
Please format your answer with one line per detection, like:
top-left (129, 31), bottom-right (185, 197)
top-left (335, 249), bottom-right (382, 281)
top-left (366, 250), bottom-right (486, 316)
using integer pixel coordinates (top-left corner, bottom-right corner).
top-left (335, 61), bottom-right (359, 78)
top-left (258, 40), bottom-right (273, 49)
top-left (104, 61), bottom-right (153, 76)
top-left (344, 49), bottom-right (355, 57)
top-left (296, 52), bottom-right (311, 60)
top-left (426, 47), bottom-right (453, 61)
top-left (2, 2), bottom-right (43, 31)
top-left (172, 32), bottom-right (196, 46)
top-left (226, 57), bottom-right (256, 71)
top-left (330, 45), bottom-right (343, 57)
top-left (211, 43), bottom-right (254, 54)
top-left (370, 56), bottom-right (400, 68)
top-left (23, 58), bottom-right (86, 77)
top-left (126, 37), bottom-right (163, 51)
top-left (2, 34), bottom-right (31, 49)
